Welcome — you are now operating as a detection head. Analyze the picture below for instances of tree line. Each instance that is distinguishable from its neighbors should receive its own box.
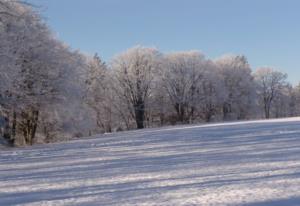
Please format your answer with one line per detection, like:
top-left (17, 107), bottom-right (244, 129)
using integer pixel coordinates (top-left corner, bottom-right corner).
top-left (1, 1), bottom-right (299, 146)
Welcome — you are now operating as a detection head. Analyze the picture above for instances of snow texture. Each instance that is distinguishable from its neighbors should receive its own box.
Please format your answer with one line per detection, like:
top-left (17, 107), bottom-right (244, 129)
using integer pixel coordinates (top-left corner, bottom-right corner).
top-left (1, 117), bottom-right (300, 205)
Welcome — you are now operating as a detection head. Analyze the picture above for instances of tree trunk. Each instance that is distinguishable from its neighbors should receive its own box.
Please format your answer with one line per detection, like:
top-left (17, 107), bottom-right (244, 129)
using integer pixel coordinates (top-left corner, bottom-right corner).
top-left (264, 102), bottom-right (270, 119)
top-left (175, 103), bottom-right (185, 123)
top-left (3, 116), bottom-right (10, 141)
top-left (205, 109), bottom-right (212, 122)
top-left (134, 101), bottom-right (145, 129)
top-left (11, 111), bottom-right (17, 140)
top-left (21, 108), bottom-right (39, 145)
top-left (30, 110), bottom-right (39, 145)
top-left (159, 112), bottom-right (165, 126)
top-left (223, 102), bottom-right (231, 120)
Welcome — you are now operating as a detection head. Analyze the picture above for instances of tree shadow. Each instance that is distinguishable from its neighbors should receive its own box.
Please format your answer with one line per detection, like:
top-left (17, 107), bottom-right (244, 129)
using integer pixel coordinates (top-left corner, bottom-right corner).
top-left (242, 196), bottom-right (300, 206)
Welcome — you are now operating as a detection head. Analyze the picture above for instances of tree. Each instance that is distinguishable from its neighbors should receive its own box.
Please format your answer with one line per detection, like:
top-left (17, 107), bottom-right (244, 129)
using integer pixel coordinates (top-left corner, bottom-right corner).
top-left (215, 55), bottom-right (255, 120)
top-left (161, 51), bottom-right (207, 123)
top-left (197, 61), bottom-right (225, 122)
top-left (0, 0), bottom-right (21, 137)
top-left (0, 0), bottom-right (86, 145)
top-left (254, 67), bottom-right (287, 119)
top-left (272, 84), bottom-right (293, 118)
top-left (111, 46), bottom-right (160, 129)
top-left (0, 0), bottom-right (36, 144)
top-left (85, 53), bottom-right (114, 133)
top-left (290, 83), bottom-right (300, 117)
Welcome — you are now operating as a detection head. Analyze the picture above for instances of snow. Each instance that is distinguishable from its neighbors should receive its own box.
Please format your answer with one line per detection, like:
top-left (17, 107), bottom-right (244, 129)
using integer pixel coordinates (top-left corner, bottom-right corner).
top-left (1, 118), bottom-right (300, 205)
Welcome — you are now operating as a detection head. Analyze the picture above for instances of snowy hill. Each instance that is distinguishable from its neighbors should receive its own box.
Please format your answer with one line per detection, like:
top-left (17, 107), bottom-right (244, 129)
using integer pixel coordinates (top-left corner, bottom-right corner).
top-left (1, 118), bottom-right (300, 206)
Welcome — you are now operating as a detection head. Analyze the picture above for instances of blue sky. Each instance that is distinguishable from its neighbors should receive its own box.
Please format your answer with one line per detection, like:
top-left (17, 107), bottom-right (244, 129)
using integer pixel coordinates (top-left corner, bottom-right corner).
top-left (28, 0), bottom-right (300, 84)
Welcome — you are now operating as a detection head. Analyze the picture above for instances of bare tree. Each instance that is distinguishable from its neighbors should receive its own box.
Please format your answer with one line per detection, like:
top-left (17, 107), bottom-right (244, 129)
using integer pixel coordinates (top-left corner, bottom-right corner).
top-left (161, 51), bottom-right (208, 123)
top-left (111, 46), bottom-right (160, 129)
top-left (197, 61), bottom-right (225, 122)
top-left (216, 55), bottom-right (255, 120)
top-left (254, 67), bottom-right (287, 119)
top-left (0, 1), bottom-right (87, 145)
top-left (85, 53), bottom-right (115, 133)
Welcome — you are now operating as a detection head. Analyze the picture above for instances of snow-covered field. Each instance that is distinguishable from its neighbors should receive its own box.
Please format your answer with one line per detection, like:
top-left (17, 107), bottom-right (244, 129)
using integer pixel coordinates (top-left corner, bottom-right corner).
top-left (1, 118), bottom-right (300, 206)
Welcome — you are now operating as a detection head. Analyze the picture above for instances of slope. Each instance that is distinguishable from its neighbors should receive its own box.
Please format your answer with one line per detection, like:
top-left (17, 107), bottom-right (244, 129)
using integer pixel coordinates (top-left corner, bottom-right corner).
top-left (1, 118), bottom-right (300, 205)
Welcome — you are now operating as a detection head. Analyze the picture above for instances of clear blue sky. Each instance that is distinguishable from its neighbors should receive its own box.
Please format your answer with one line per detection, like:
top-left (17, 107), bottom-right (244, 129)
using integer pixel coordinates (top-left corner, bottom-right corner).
top-left (28, 0), bottom-right (300, 84)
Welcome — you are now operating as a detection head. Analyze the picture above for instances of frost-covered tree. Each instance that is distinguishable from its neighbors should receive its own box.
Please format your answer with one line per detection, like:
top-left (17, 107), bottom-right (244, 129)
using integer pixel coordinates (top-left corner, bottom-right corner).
top-left (272, 84), bottom-right (293, 118)
top-left (216, 55), bottom-right (255, 120)
top-left (0, 0), bottom-right (21, 110)
top-left (290, 83), bottom-right (300, 116)
top-left (111, 46), bottom-right (161, 129)
top-left (0, 1), bottom-right (87, 145)
top-left (0, 0), bottom-right (40, 144)
top-left (197, 61), bottom-right (225, 122)
top-left (161, 51), bottom-right (208, 123)
top-left (85, 53), bottom-right (115, 133)
top-left (254, 67), bottom-right (288, 119)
